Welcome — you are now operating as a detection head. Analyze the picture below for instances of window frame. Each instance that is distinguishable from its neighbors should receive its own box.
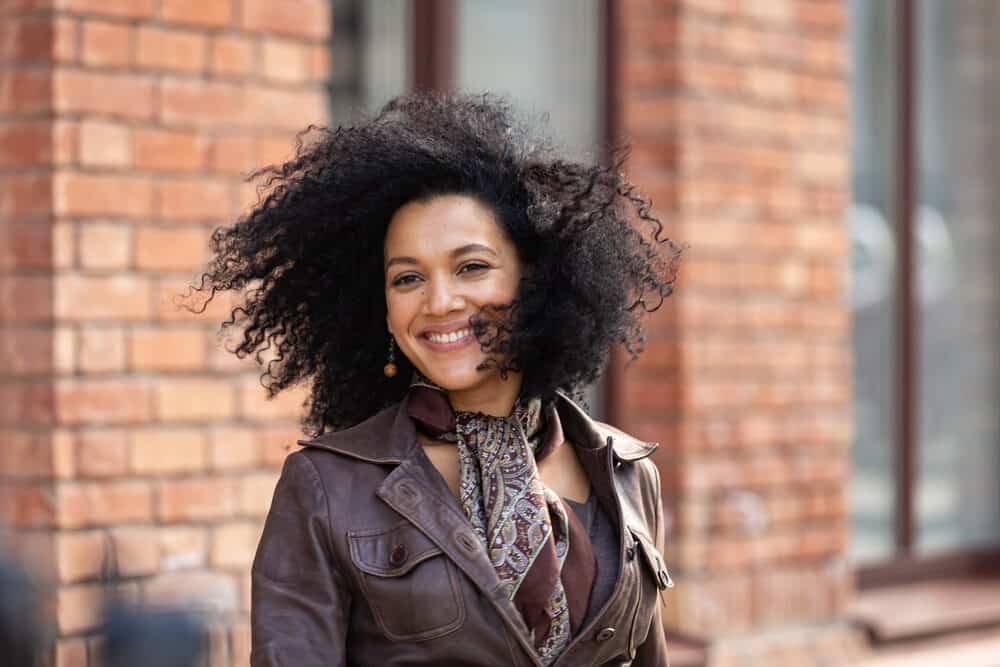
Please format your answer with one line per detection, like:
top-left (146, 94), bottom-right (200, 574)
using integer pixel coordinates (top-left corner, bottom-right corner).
top-left (412, 0), bottom-right (455, 90)
top-left (857, 0), bottom-right (1000, 588)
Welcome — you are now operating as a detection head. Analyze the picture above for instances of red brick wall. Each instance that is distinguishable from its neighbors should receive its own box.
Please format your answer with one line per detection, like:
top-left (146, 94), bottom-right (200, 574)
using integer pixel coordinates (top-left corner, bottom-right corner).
top-left (616, 0), bottom-right (861, 661)
top-left (0, 1), bottom-right (329, 664)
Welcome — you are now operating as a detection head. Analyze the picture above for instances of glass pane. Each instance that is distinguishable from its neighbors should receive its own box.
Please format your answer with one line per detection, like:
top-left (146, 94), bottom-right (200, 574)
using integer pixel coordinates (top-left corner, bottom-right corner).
top-left (361, 0), bottom-right (412, 110)
top-left (456, 0), bottom-right (606, 416)
top-left (915, 0), bottom-right (1000, 553)
top-left (329, 0), bottom-right (412, 120)
top-left (847, 0), bottom-right (900, 562)
top-left (456, 0), bottom-right (603, 162)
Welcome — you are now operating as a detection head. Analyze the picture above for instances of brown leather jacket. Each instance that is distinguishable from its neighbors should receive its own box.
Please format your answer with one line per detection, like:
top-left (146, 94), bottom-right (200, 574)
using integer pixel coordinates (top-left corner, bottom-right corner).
top-left (250, 393), bottom-right (672, 666)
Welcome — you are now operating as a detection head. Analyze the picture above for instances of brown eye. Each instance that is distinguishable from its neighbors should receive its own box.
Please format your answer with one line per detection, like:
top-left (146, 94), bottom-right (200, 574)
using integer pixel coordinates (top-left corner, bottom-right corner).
top-left (391, 274), bottom-right (421, 287)
top-left (458, 262), bottom-right (489, 274)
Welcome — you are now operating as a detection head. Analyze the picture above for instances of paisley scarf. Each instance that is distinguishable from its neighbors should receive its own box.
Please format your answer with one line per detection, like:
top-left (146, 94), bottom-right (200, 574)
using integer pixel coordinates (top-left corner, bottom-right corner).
top-left (407, 376), bottom-right (596, 664)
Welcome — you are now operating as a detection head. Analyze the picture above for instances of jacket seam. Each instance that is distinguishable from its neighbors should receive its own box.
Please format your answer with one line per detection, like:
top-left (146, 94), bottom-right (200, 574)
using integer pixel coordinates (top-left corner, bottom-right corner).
top-left (651, 462), bottom-right (662, 548)
top-left (298, 441), bottom-right (404, 465)
top-left (298, 450), bottom-right (352, 592)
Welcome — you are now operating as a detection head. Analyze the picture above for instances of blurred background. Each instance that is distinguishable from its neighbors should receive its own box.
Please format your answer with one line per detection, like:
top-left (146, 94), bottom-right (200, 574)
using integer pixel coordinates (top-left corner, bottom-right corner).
top-left (1, 1), bottom-right (998, 665)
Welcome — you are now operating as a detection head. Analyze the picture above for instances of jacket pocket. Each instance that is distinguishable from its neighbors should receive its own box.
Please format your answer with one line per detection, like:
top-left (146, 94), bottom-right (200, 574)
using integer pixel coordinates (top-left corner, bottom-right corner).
top-left (625, 527), bottom-right (673, 657)
top-left (631, 529), bottom-right (673, 593)
top-left (348, 522), bottom-right (466, 642)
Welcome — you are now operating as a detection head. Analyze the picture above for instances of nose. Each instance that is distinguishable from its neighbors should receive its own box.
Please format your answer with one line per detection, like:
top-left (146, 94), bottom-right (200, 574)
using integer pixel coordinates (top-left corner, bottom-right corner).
top-left (424, 275), bottom-right (463, 316)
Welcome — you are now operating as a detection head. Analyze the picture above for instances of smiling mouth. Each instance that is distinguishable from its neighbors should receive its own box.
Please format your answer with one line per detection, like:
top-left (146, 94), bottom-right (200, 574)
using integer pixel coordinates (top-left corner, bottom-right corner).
top-left (424, 327), bottom-right (473, 344)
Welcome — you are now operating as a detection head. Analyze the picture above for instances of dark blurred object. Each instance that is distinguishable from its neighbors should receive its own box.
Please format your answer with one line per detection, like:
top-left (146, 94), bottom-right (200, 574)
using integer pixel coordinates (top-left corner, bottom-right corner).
top-left (102, 602), bottom-right (208, 667)
top-left (0, 556), bottom-right (44, 667)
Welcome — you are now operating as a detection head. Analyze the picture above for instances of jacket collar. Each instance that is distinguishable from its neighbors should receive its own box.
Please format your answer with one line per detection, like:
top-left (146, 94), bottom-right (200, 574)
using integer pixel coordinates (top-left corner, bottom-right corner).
top-left (296, 394), bottom-right (417, 464)
top-left (550, 391), bottom-right (659, 463)
top-left (297, 391), bottom-right (659, 464)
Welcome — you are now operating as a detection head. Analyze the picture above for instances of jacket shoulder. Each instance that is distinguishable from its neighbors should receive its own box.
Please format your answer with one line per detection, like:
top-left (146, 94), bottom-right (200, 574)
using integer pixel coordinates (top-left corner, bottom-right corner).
top-left (591, 418), bottom-right (660, 463)
top-left (295, 402), bottom-right (410, 464)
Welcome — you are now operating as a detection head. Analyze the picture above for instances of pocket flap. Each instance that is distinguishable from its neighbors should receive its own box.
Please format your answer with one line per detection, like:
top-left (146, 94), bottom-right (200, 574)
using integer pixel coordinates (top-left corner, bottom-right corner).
top-left (348, 523), bottom-right (444, 577)
top-left (629, 528), bottom-right (673, 591)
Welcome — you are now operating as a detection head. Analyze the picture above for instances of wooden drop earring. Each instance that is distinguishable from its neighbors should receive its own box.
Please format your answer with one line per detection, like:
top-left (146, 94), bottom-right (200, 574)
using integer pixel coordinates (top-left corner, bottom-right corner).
top-left (383, 335), bottom-right (398, 378)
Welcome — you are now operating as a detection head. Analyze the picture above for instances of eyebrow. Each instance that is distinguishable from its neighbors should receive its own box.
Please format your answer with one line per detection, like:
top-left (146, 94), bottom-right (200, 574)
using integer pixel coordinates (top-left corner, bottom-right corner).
top-left (384, 243), bottom-right (498, 270)
top-left (452, 243), bottom-right (498, 259)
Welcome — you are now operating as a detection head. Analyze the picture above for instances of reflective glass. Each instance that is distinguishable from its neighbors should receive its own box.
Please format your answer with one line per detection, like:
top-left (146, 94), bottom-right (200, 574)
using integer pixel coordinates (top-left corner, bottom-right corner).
top-left (915, 0), bottom-right (1000, 553)
top-left (456, 0), bottom-right (603, 162)
top-left (847, 0), bottom-right (900, 562)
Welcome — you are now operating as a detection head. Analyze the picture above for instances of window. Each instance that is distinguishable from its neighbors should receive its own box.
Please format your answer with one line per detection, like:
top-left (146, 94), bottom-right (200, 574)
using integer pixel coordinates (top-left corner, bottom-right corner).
top-left (849, 0), bottom-right (1000, 579)
top-left (328, 0), bottom-right (603, 162)
top-left (455, 0), bottom-right (603, 163)
top-left (328, 0), bottom-right (412, 120)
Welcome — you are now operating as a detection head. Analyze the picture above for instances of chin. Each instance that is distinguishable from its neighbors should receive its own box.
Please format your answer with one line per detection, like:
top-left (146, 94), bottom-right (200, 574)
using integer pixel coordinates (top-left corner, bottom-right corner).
top-left (419, 365), bottom-right (488, 393)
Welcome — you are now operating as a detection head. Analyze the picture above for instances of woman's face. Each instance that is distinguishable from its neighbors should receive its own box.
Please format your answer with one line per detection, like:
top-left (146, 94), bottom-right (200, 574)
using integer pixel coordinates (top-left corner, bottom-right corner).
top-left (384, 194), bottom-right (522, 397)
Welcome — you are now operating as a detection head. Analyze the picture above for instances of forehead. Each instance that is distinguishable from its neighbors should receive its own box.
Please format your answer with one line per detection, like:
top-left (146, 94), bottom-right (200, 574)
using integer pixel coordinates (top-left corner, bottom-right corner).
top-left (383, 194), bottom-right (511, 258)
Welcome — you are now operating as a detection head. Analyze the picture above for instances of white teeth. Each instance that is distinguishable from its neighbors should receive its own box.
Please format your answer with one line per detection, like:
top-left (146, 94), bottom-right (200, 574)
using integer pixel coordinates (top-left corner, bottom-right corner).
top-left (427, 328), bottom-right (471, 344)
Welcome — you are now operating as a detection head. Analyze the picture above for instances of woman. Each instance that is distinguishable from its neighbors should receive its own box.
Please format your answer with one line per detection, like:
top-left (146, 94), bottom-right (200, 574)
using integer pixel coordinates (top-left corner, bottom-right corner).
top-left (195, 93), bottom-right (680, 666)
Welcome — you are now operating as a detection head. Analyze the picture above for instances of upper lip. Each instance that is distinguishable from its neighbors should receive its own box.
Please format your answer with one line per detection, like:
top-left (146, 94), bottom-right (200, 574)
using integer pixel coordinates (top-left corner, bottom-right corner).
top-left (419, 321), bottom-right (473, 336)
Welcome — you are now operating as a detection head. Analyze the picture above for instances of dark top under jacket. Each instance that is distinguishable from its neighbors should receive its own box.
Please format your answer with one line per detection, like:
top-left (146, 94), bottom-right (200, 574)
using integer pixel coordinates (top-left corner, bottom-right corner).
top-left (566, 490), bottom-right (619, 630)
top-left (250, 392), bottom-right (672, 666)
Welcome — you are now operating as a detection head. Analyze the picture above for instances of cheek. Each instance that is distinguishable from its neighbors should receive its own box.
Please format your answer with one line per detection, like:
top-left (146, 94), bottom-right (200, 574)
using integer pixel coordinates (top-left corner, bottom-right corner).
top-left (385, 289), bottom-right (421, 336)
top-left (495, 270), bottom-right (521, 303)
top-left (467, 281), bottom-right (513, 309)
top-left (384, 292), bottom-right (405, 332)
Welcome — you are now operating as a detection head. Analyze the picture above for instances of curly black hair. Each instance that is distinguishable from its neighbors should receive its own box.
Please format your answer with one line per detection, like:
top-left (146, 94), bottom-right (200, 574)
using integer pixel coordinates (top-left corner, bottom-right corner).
top-left (190, 92), bottom-right (681, 434)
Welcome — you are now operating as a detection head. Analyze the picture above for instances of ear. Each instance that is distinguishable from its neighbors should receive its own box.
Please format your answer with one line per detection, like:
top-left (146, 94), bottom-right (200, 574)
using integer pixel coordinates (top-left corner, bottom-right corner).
top-left (386, 316), bottom-right (393, 336)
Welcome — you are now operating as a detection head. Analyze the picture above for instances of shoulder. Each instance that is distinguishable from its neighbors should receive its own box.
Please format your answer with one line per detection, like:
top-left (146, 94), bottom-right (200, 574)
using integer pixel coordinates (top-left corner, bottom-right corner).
top-left (586, 414), bottom-right (661, 490)
top-left (263, 403), bottom-right (410, 529)
top-left (594, 419), bottom-right (660, 465)
top-left (607, 435), bottom-right (661, 515)
top-left (282, 404), bottom-right (409, 523)
top-left (296, 402), bottom-right (411, 464)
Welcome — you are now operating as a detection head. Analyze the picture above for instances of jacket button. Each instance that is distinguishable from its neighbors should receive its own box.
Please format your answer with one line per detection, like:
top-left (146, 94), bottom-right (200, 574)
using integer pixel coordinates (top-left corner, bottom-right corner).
top-left (389, 544), bottom-right (407, 567)
top-left (594, 627), bottom-right (615, 642)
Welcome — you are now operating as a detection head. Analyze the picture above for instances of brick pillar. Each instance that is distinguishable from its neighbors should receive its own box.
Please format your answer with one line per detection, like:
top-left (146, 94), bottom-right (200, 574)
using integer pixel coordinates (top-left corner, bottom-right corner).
top-left (0, 2), bottom-right (62, 630)
top-left (616, 1), bottom-right (863, 662)
top-left (0, 2), bottom-right (330, 665)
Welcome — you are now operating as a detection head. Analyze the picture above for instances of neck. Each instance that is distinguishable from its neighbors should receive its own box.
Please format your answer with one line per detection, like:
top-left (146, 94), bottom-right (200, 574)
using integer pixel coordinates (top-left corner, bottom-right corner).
top-left (447, 372), bottom-right (523, 416)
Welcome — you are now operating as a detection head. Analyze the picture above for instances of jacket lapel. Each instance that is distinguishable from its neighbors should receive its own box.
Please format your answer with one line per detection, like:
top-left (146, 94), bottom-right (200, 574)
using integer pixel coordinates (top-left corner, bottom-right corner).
top-left (372, 402), bottom-right (544, 665)
top-left (375, 455), bottom-right (539, 641)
